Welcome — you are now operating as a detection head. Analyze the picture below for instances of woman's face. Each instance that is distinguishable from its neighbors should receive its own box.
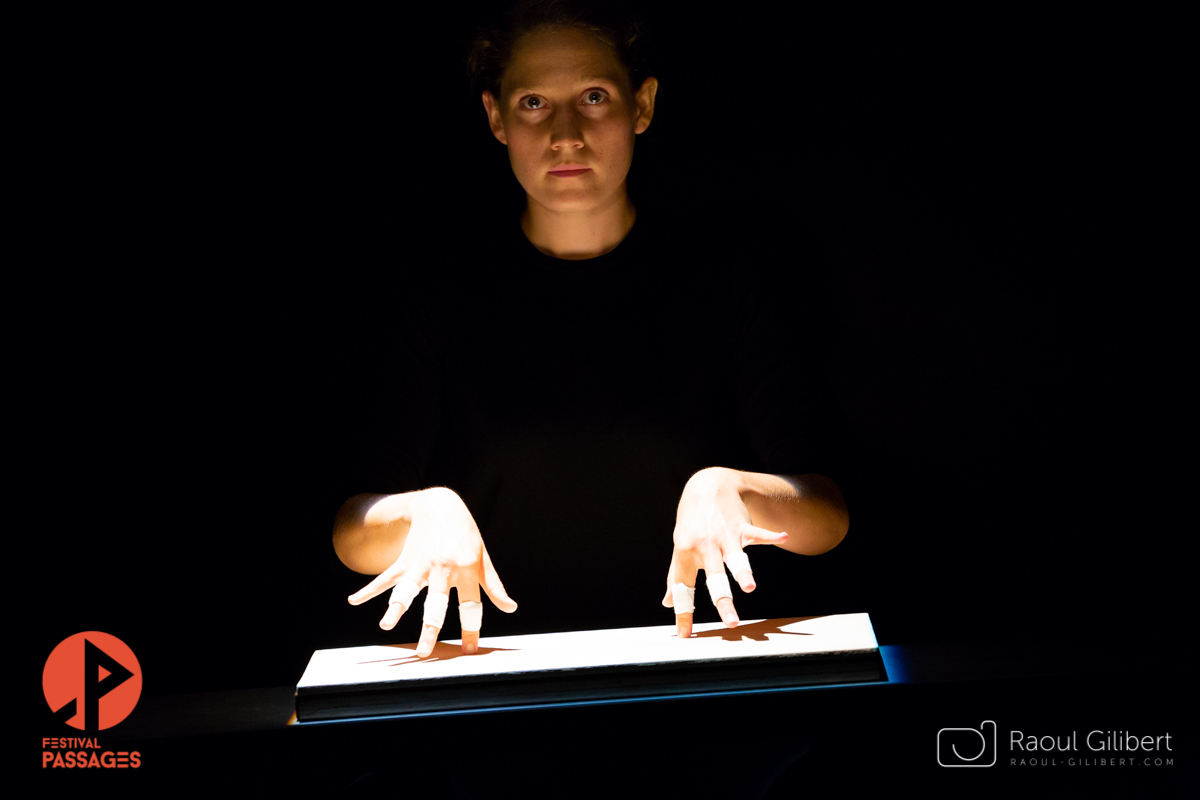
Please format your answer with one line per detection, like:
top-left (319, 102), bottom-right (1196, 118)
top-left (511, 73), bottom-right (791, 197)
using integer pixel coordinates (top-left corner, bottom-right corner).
top-left (483, 27), bottom-right (657, 214)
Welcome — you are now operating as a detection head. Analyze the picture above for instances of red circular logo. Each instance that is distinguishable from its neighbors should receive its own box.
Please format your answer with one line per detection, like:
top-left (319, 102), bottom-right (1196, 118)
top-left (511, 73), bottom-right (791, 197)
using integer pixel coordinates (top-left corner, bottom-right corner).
top-left (43, 632), bottom-right (142, 731)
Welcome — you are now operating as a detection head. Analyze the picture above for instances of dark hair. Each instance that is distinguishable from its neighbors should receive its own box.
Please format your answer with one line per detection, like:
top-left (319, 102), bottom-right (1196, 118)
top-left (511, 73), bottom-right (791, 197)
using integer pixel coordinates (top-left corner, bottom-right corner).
top-left (467, 0), bottom-right (652, 96)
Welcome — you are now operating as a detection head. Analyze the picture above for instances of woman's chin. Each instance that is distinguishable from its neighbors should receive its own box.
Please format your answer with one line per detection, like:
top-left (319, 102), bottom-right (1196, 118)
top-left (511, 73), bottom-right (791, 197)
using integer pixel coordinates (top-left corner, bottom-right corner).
top-left (529, 190), bottom-right (616, 215)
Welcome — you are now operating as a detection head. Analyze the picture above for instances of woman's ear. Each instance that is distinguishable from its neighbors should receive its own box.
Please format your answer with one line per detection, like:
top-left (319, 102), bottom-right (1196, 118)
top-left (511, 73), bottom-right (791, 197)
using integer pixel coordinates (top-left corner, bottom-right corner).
top-left (634, 77), bottom-right (658, 135)
top-left (482, 91), bottom-right (508, 145)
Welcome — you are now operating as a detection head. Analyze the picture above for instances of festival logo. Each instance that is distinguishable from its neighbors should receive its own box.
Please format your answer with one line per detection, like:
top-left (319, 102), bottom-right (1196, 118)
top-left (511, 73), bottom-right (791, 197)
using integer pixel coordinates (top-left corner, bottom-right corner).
top-left (43, 632), bottom-right (142, 731)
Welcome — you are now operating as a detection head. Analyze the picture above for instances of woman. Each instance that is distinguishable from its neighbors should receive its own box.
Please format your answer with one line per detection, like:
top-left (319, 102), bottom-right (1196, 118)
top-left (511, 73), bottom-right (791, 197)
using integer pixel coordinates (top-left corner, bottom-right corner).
top-left (333, 0), bottom-right (848, 658)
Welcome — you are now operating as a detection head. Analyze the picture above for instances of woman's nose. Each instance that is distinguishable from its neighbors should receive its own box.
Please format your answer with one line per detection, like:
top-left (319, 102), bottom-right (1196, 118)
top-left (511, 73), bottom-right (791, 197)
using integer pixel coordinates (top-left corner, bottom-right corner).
top-left (550, 112), bottom-right (585, 150)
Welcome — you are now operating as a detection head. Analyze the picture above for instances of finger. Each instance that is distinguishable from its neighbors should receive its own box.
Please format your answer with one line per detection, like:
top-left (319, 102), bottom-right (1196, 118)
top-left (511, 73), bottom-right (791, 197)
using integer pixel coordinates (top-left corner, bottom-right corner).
top-left (380, 601), bottom-right (405, 631)
top-left (379, 573), bottom-right (422, 630)
top-left (739, 521), bottom-right (789, 547)
top-left (416, 623), bottom-right (439, 658)
top-left (480, 543), bottom-right (518, 613)
top-left (662, 552), bottom-right (679, 607)
top-left (673, 549), bottom-right (700, 638)
top-left (417, 564), bottom-right (452, 658)
top-left (456, 565), bottom-right (482, 655)
top-left (724, 547), bottom-right (756, 593)
top-left (715, 597), bottom-right (738, 628)
top-left (348, 568), bottom-right (402, 606)
top-left (671, 580), bottom-right (696, 638)
top-left (703, 549), bottom-right (739, 628)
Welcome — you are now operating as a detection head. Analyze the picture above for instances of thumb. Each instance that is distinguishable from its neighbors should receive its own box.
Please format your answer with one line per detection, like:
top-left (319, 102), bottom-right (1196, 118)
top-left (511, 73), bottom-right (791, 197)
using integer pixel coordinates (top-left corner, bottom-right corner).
top-left (480, 543), bottom-right (518, 613)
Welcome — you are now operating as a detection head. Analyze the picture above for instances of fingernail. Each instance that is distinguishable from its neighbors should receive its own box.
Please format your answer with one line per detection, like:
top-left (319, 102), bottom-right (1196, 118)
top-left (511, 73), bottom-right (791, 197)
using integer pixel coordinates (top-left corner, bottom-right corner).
top-left (464, 643), bottom-right (478, 655)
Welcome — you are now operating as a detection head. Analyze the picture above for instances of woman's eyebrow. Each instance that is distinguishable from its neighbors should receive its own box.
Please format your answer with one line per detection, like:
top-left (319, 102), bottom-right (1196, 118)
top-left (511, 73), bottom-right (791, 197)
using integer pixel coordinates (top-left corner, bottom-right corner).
top-left (508, 76), bottom-right (622, 96)
top-left (579, 76), bottom-right (622, 90)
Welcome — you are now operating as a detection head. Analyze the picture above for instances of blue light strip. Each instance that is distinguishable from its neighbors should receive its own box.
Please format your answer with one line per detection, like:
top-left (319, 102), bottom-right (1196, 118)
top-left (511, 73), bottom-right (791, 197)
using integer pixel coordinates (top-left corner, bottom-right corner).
top-left (879, 645), bottom-right (909, 684)
top-left (291, 674), bottom-right (894, 726)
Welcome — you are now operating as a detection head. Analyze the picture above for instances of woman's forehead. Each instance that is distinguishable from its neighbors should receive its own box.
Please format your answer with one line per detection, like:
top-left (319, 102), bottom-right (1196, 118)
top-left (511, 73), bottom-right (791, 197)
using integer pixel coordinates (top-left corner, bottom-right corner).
top-left (502, 27), bottom-right (628, 95)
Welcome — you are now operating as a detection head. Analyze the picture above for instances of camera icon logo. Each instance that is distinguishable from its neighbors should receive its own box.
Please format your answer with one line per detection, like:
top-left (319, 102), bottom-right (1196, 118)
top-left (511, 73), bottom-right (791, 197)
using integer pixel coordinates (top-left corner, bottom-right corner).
top-left (937, 720), bottom-right (997, 767)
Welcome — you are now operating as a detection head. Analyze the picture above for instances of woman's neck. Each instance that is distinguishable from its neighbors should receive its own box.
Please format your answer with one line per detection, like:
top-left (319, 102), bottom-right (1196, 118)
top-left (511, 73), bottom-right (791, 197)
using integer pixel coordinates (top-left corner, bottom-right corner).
top-left (520, 187), bottom-right (636, 260)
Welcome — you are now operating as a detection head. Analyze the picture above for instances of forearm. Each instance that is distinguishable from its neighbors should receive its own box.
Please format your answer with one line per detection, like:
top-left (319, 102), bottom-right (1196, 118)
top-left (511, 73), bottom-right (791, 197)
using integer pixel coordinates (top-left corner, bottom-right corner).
top-left (707, 468), bottom-right (848, 555)
top-left (332, 491), bottom-right (423, 575)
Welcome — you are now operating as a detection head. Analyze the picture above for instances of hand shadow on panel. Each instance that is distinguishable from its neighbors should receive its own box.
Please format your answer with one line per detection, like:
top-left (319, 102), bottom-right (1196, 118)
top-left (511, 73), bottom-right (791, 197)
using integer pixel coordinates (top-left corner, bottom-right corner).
top-left (691, 617), bottom-right (819, 642)
top-left (356, 642), bottom-right (521, 667)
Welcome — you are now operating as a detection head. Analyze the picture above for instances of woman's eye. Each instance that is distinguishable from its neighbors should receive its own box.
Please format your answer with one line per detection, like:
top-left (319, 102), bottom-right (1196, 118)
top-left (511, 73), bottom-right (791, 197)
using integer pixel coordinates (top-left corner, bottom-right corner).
top-left (584, 90), bottom-right (606, 105)
top-left (520, 96), bottom-right (544, 110)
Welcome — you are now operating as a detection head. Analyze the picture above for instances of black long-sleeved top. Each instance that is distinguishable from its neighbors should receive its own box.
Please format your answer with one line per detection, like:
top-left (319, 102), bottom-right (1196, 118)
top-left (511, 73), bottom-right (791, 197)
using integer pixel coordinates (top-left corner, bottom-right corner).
top-left (331, 209), bottom-right (837, 634)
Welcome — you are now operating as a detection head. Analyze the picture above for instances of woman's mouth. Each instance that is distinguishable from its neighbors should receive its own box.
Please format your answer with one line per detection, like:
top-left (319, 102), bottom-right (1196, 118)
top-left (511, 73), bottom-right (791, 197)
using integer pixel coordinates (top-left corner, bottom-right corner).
top-left (548, 164), bottom-right (592, 178)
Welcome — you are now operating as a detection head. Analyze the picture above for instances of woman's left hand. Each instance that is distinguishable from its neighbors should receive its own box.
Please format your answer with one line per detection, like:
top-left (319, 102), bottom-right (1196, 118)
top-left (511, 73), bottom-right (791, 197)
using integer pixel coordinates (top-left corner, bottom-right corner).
top-left (661, 467), bottom-right (789, 637)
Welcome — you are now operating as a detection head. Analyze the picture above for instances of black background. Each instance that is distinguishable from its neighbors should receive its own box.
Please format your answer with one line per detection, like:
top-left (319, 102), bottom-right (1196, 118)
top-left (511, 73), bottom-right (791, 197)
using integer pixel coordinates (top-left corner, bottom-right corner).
top-left (29, 0), bottom-right (1187, 710)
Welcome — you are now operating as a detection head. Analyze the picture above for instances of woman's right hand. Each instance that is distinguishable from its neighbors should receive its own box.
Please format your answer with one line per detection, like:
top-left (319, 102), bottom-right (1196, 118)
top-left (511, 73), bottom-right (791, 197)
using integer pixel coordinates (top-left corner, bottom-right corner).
top-left (346, 487), bottom-right (517, 657)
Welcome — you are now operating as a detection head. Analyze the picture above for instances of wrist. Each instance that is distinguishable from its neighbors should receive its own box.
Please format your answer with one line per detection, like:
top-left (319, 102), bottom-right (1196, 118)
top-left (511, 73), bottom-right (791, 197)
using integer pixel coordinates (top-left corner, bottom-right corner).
top-left (721, 470), bottom-right (796, 531)
top-left (333, 492), bottom-right (415, 574)
top-left (365, 486), bottom-right (460, 525)
top-left (686, 466), bottom-right (745, 493)
top-left (362, 492), bottom-right (415, 527)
